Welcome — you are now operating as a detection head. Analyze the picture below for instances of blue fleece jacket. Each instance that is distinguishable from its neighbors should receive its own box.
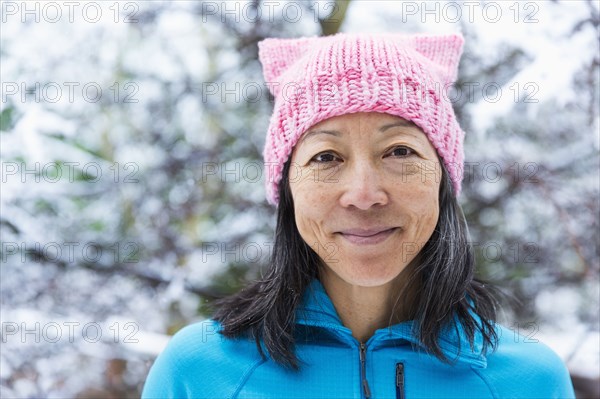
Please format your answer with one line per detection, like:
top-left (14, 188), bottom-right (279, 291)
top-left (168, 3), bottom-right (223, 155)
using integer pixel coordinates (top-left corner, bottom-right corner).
top-left (142, 278), bottom-right (575, 398)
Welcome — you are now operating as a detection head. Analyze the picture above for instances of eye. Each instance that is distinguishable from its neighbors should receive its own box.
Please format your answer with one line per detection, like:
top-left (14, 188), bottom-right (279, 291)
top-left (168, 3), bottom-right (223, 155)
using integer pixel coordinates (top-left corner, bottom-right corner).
top-left (386, 146), bottom-right (415, 158)
top-left (311, 152), bottom-right (342, 164)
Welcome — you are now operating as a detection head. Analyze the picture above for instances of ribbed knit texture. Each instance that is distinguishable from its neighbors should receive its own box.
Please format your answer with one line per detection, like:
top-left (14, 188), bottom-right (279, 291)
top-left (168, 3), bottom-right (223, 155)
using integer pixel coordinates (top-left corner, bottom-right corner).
top-left (258, 32), bottom-right (466, 206)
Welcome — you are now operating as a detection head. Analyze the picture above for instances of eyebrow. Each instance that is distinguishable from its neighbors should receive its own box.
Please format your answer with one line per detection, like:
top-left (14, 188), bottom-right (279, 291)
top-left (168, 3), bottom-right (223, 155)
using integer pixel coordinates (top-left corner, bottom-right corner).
top-left (299, 120), bottom-right (419, 144)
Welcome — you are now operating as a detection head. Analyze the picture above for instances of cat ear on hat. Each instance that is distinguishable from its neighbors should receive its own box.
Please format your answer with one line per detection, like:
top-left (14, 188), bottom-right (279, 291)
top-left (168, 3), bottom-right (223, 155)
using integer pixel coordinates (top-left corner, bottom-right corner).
top-left (257, 36), bottom-right (318, 97)
top-left (409, 33), bottom-right (465, 85)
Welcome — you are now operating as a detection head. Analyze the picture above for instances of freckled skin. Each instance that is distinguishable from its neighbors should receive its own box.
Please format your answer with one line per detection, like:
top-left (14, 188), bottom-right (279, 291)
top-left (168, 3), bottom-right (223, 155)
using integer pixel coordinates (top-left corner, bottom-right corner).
top-left (289, 112), bottom-right (441, 288)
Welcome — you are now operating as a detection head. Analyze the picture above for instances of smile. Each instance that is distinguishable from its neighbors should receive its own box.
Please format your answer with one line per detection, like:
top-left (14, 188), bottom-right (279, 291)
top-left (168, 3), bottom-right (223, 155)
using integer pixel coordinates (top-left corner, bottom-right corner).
top-left (338, 228), bottom-right (398, 245)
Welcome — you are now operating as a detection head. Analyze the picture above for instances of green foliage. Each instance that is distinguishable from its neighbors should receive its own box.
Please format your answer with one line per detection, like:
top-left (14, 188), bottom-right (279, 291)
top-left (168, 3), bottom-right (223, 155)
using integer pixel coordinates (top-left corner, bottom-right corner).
top-left (0, 106), bottom-right (16, 132)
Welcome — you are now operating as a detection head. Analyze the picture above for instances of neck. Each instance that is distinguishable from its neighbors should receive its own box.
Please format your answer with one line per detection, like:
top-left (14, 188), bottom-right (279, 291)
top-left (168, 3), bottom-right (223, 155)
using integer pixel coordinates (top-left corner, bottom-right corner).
top-left (319, 267), bottom-right (419, 343)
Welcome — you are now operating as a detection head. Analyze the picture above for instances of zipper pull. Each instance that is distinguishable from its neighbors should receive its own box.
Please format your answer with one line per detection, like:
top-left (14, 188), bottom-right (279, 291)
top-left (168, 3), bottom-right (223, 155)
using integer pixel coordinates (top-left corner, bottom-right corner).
top-left (360, 343), bottom-right (371, 398)
top-left (396, 362), bottom-right (405, 399)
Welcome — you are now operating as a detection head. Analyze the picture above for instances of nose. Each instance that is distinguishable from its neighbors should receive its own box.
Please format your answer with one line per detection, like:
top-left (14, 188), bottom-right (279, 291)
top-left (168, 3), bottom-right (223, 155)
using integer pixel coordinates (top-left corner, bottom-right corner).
top-left (338, 161), bottom-right (388, 210)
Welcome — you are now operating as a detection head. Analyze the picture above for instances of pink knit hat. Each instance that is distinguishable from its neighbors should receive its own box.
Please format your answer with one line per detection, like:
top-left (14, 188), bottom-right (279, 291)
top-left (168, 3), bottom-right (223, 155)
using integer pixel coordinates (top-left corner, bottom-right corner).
top-left (258, 32), bottom-right (466, 206)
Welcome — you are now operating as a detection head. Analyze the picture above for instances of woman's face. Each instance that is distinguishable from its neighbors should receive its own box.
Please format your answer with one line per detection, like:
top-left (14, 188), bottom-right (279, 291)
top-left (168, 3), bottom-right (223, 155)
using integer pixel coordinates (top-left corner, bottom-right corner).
top-left (289, 112), bottom-right (441, 287)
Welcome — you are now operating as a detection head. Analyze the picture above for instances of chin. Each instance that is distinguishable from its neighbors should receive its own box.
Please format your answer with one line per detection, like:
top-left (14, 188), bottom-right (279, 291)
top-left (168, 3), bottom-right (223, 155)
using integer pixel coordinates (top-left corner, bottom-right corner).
top-left (335, 261), bottom-right (404, 288)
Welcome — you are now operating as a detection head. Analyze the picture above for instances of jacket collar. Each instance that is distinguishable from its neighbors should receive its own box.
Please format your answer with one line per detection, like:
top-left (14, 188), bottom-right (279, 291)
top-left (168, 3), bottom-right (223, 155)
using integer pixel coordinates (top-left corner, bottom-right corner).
top-left (295, 278), bottom-right (488, 368)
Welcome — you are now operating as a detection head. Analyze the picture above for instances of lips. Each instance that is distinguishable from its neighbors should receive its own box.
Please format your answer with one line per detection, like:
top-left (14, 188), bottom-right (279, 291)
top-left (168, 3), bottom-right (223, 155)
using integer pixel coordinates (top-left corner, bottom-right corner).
top-left (336, 227), bottom-right (398, 245)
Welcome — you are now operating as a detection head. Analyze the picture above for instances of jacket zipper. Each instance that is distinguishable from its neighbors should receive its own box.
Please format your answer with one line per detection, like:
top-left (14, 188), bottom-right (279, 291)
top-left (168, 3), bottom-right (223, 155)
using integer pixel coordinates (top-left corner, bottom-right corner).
top-left (359, 343), bottom-right (371, 398)
top-left (396, 362), bottom-right (405, 399)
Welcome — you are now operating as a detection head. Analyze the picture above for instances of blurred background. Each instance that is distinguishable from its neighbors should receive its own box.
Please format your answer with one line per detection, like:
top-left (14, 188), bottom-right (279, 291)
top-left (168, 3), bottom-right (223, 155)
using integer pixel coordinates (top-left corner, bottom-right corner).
top-left (1, 0), bottom-right (598, 398)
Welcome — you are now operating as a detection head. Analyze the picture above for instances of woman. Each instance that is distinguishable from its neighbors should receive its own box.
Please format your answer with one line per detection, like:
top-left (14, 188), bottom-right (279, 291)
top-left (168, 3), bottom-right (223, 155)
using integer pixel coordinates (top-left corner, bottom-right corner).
top-left (142, 32), bottom-right (575, 398)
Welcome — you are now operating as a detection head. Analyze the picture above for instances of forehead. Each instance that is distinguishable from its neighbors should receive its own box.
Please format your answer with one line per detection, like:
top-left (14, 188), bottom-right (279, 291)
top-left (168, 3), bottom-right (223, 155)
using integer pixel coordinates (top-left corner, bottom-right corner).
top-left (298, 112), bottom-right (424, 145)
top-left (310, 112), bottom-right (415, 128)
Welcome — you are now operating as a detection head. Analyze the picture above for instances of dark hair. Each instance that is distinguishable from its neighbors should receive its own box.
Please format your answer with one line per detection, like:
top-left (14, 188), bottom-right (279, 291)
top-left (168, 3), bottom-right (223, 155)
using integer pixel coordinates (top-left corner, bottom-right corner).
top-left (213, 158), bottom-right (499, 371)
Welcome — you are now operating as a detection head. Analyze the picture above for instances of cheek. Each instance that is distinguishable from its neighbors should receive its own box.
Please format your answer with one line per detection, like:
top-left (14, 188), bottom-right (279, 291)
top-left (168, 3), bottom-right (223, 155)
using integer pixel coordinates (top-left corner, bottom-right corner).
top-left (291, 177), bottom-right (321, 211)
top-left (395, 173), bottom-right (440, 234)
top-left (418, 199), bottom-right (440, 233)
top-left (290, 172), bottom-right (336, 239)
